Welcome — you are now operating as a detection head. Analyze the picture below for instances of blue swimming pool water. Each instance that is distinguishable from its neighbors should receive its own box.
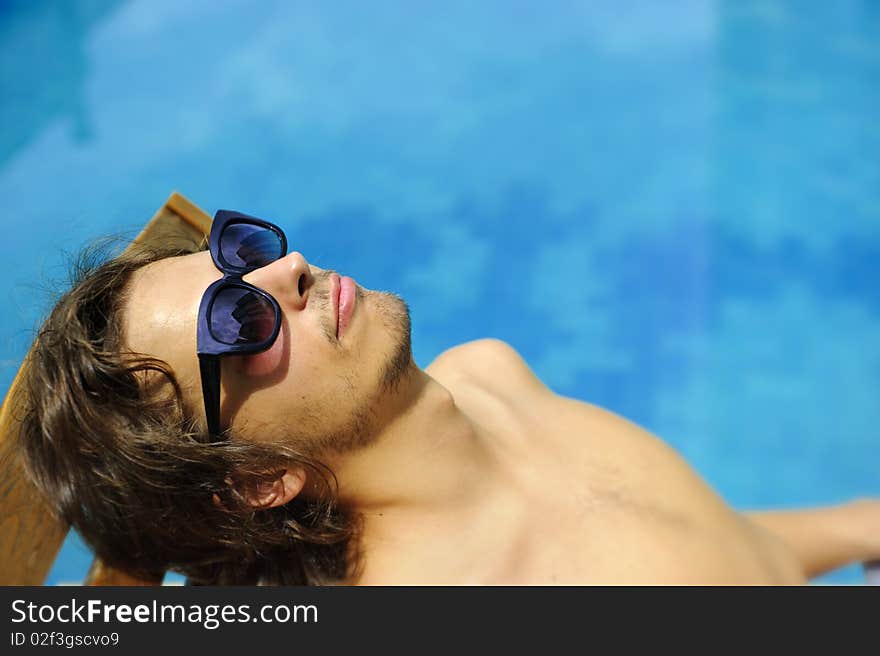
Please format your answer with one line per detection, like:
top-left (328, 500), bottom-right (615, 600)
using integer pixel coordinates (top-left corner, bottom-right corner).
top-left (1, 0), bottom-right (877, 585)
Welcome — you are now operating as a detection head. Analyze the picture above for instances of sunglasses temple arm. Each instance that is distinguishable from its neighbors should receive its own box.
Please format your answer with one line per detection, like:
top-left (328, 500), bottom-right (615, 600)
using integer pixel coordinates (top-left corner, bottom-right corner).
top-left (198, 354), bottom-right (222, 439)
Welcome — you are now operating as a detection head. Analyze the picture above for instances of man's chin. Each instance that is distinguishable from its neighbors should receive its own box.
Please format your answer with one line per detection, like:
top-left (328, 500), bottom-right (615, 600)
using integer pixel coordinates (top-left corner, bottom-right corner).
top-left (316, 291), bottom-right (412, 457)
top-left (376, 292), bottom-right (412, 394)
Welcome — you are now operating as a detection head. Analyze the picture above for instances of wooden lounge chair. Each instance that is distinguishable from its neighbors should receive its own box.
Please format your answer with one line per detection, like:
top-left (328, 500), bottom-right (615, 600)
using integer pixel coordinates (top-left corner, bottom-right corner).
top-left (0, 192), bottom-right (212, 585)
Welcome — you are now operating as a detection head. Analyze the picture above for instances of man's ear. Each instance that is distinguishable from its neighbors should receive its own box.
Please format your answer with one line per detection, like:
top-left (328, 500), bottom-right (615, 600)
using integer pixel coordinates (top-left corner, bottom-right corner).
top-left (239, 468), bottom-right (307, 509)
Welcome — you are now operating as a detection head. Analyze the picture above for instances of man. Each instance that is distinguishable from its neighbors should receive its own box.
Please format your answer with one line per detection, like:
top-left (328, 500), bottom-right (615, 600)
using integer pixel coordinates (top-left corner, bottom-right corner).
top-left (16, 210), bottom-right (880, 585)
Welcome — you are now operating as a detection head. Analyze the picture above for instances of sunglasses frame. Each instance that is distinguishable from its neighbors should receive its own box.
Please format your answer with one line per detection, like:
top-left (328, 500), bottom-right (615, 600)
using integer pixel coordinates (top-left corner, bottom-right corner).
top-left (196, 210), bottom-right (288, 439)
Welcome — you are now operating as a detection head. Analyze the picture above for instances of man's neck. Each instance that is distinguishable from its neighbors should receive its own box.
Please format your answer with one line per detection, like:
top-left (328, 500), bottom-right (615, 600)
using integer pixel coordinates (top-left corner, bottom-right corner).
top-left (324, 364), bottom-right (503, 520)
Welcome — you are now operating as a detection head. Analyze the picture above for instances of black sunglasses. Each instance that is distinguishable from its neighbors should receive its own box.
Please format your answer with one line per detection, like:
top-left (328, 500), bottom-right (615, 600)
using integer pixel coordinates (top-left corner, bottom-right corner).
top-left (197, 210), bottom-right (288, 439)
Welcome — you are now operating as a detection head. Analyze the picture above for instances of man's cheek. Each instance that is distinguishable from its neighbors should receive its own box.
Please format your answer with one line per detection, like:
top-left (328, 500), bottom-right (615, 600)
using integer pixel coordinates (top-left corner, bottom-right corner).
top-left (241, 335), bottom-right (285, 377)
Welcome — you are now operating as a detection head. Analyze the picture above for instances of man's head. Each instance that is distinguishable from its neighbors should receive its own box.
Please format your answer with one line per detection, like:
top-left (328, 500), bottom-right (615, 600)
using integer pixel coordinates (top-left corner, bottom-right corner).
top-left (125, 246), bottom-right (413, 459)
top-left (15, 232), bottom-right (413, 584)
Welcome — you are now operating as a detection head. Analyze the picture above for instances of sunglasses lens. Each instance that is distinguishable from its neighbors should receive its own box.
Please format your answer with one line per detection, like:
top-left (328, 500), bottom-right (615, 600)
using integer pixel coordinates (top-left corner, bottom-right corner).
top-left (209, 287), bottom-right (277, 346)
top-left (219, 222), bottom-right (284, 269)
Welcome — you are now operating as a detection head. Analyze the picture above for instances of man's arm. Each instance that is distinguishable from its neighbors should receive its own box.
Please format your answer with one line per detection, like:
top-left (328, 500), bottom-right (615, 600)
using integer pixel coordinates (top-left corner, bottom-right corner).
top-left (745, 499), bottom-right (880, 580)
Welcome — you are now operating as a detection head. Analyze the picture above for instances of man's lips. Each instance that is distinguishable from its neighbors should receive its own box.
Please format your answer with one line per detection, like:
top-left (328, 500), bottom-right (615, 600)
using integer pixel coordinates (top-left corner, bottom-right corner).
top-left (331, 273), bottom-right (357, 338)
top-left (337, 275), bottom-right (357, 338)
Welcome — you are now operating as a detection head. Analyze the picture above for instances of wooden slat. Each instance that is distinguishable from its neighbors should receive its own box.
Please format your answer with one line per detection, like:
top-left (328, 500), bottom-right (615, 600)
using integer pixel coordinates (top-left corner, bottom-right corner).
top-left (0, 192), bottom-right (212, 585)
top-left (0, 440), bottom-right (68, 585)
top-left (127, 190), bottom-right (212, 254)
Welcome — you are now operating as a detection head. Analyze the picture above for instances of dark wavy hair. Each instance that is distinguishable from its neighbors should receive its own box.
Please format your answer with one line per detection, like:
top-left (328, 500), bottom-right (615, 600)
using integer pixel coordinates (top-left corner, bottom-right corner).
top-left (13, 239), bottom-right (359, 585)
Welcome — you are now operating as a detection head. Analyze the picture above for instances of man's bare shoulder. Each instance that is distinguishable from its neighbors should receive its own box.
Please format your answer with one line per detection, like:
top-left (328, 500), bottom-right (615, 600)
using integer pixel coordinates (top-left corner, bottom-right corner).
top-left (425, 338), bottom-right (551, 398)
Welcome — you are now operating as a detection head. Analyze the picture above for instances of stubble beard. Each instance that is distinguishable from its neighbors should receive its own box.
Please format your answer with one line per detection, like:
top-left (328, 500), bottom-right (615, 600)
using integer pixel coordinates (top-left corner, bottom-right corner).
top-left (374, 290), bottom-right (413, 396)
top-left (307, 284), bottom-right (413, 457)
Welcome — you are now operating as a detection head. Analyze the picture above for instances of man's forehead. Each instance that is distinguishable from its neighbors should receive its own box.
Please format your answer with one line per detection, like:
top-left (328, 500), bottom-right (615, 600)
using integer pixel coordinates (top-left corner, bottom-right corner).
top-left (122, 251), bottom-right (218, 383)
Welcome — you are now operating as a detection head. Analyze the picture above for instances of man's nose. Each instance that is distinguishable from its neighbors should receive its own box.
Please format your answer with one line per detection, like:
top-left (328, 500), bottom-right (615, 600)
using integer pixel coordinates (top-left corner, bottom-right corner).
top-left (242, 251), bottom-right (314, 311)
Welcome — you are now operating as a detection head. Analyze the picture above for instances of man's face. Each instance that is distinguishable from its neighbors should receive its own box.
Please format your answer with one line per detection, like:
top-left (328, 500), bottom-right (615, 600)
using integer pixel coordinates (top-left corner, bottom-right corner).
top-left (122, 249), bottom-right (412, 456)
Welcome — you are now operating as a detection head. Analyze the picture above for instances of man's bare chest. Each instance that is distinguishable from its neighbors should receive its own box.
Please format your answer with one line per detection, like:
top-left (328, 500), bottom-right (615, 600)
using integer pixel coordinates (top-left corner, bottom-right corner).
top-left (447, 386), bottom-right (792, 583)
